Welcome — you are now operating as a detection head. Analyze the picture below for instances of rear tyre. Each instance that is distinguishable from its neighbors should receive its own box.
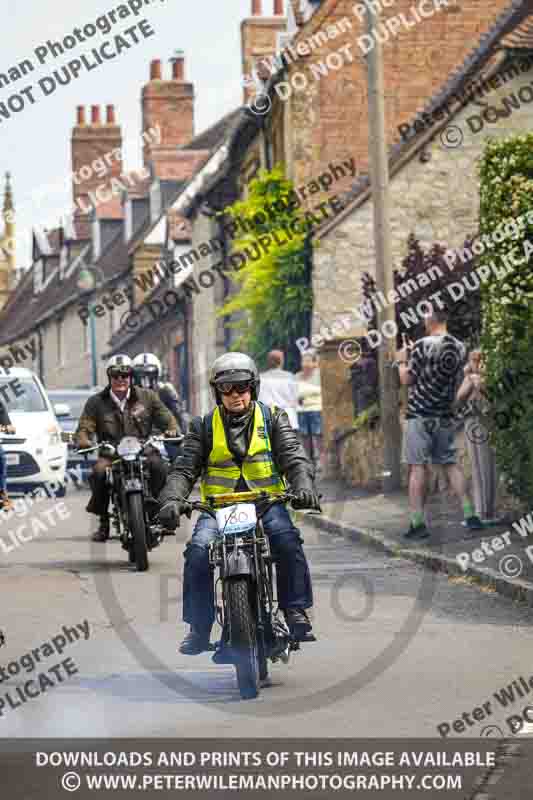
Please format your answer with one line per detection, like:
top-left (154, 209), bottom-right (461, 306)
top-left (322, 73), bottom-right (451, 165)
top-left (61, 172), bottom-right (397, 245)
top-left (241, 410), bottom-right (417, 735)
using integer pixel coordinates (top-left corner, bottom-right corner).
top-left (127, 494), bottom-right (149, 572)
top-left (226, 579), bottom-right (259, 699)
top-left (258, 636), bottom-right (269, 683)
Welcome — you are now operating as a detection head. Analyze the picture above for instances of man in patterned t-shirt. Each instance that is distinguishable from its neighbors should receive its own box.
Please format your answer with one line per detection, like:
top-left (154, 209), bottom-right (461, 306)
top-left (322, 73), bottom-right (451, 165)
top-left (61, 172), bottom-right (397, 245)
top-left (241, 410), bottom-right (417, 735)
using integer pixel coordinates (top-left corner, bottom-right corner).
top-left (396, 309), bottom-right (482, 539)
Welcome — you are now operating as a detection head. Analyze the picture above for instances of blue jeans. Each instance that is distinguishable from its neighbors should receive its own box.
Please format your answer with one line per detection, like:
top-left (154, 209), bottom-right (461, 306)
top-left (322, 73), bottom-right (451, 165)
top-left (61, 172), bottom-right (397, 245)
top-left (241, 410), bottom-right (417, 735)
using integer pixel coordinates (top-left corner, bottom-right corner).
top-left (0, 445), bottom-right (6, 492)
top-left (298, 410), bottom-right (322, 437)
top-left (182, 504), bottom-right (313, 633)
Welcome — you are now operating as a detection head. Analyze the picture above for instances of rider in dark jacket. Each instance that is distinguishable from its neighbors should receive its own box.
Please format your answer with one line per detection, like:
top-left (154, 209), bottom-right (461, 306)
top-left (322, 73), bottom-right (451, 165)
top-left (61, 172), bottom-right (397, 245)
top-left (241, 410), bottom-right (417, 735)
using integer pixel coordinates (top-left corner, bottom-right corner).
top-left (76, 354), bottom-right (176, 542)
top-left (158, 352), bottom-right (321, 656)
top-left (132, 353), bottom-right (189, 459)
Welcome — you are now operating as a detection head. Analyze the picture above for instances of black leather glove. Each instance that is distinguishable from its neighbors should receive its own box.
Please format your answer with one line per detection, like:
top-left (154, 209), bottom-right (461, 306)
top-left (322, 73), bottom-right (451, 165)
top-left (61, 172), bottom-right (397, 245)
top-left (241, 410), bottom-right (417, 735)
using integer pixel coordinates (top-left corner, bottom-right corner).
top-left (291, 489), bottom-right (321, 511)
top-left (158, 500), bottom-right (192, 530)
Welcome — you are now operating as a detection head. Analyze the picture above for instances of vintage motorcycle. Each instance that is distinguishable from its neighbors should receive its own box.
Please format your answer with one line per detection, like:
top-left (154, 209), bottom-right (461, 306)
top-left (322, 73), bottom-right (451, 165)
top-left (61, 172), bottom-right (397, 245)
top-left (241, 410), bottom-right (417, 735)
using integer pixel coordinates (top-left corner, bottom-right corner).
top-left (78, 434), bottom-right (183, 572)
top-left (177, 490), bottom-right (318, 700)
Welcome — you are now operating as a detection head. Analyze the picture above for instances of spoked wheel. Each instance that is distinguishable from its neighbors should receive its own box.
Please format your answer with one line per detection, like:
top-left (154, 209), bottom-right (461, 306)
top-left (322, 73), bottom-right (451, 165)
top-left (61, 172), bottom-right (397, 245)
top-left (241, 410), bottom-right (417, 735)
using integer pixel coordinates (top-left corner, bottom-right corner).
top-left (225, 578), bottom-right (259, 700)
top-left (127, 494), bottom-right (149, 572)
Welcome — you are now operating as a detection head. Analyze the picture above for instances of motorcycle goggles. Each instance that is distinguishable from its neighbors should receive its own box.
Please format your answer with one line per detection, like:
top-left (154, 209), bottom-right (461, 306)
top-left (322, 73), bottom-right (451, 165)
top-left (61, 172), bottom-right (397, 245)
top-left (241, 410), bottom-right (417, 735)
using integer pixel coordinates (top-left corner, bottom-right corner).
top-left (109, 367), bottom-right (132, 379)
top-left (217, 381), bottom-right (253, 395)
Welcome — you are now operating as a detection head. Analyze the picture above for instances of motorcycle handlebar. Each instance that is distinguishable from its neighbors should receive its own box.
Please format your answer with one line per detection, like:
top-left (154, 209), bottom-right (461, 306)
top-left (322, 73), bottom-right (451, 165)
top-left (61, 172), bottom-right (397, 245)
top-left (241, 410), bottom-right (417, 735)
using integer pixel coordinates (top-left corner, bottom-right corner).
top-left (76, 434), bottom-right (184, 455)
top-left (170, 492), bottom-right (299, 521)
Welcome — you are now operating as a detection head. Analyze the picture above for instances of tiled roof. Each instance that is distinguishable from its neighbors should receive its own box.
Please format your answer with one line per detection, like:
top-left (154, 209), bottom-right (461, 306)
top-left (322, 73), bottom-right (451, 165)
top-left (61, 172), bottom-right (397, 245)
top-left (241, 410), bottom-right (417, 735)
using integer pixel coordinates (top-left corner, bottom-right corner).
top-left (0, 225), bottom-right (129, 345)
top-left (180, 108), bottom-right (242, 152)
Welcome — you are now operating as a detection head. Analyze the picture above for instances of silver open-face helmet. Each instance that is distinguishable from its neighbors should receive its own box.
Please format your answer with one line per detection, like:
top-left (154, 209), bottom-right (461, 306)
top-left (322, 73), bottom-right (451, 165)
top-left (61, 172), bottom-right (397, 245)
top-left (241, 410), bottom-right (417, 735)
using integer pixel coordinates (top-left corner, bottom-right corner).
top-left (209, 352), bottom-right (259, 403)
top-left (105, 354), bottom-right (133, 383)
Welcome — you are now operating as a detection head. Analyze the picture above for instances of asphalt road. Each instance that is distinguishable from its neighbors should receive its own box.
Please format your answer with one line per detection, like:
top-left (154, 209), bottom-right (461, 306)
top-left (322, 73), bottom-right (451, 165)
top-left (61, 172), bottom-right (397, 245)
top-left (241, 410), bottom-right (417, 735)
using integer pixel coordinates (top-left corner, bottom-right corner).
top-left (1, 486), bottom-right (533, 740)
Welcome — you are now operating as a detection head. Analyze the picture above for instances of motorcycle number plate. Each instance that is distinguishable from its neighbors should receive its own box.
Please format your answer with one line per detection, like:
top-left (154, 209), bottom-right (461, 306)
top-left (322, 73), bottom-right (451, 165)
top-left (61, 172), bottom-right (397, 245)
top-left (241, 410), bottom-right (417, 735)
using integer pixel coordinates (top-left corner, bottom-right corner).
top-left (216, 503), bottom-right (257, 535)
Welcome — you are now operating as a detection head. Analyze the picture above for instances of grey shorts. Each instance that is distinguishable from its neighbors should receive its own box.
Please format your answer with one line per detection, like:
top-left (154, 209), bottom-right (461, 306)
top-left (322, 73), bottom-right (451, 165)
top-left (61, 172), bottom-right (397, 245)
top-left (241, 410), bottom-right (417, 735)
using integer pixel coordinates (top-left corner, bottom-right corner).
top-left (402, 417), bottom-right (457, 465)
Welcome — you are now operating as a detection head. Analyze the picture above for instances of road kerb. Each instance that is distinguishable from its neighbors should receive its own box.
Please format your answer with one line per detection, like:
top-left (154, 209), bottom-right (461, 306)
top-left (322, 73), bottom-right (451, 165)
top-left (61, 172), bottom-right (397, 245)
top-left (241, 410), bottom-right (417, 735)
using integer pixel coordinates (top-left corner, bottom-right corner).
top-left (300, 510), bottom-right (533, 606)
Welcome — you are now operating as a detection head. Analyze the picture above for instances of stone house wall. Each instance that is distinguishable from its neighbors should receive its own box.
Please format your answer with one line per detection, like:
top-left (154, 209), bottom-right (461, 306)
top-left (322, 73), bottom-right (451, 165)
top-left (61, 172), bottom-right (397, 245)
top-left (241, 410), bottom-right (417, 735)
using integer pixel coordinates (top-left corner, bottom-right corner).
top-left (312, 63), bottom-right (533, 339)
top-left (267, 0), bottom-right (512, 219)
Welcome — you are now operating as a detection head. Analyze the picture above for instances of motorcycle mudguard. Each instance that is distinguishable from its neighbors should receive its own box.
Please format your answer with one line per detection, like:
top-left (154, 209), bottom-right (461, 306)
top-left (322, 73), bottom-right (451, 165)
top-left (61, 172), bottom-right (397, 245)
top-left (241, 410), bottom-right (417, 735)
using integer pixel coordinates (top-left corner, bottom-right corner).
top-left (226, 550), bottom-right (253, 577)
top-left (123, 478), bottom-right (143, 492)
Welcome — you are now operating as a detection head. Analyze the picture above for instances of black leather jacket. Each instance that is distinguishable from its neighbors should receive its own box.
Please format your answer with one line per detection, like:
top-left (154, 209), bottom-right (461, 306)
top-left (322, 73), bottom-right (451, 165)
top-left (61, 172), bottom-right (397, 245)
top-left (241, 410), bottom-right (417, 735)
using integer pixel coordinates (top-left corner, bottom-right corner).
top-left (158, 383), bottom-right (189, 435)
top-left (159, 401), bottom-right (315, 502)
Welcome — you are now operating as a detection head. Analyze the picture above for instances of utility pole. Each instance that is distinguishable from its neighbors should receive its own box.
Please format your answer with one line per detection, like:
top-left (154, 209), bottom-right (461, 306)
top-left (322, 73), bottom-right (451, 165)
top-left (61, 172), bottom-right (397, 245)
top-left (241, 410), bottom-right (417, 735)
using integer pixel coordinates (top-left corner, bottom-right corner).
top-left (364, 4), bottom-right (402, 492)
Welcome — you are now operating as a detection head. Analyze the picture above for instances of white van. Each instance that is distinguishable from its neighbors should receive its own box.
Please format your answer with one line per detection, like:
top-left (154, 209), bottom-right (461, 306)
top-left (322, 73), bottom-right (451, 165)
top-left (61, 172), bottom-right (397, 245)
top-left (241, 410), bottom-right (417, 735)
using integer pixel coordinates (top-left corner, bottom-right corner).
top-left (0, 368), bottom-right (67, 495)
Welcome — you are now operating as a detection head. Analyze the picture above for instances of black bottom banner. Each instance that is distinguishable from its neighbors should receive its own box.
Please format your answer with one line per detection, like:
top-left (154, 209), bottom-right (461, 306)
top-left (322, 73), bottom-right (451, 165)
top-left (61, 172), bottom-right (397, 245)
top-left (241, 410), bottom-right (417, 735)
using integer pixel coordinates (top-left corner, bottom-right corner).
top-left (0, 738), bottom-right (530, 798)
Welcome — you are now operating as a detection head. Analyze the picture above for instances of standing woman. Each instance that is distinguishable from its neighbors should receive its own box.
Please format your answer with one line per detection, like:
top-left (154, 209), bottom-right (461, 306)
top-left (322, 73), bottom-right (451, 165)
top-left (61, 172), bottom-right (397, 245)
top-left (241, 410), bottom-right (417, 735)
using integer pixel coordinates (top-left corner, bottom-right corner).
top-left (456, 349), bottom-right (498, 524)
top-left (296, 352), bottom-right (323, 472)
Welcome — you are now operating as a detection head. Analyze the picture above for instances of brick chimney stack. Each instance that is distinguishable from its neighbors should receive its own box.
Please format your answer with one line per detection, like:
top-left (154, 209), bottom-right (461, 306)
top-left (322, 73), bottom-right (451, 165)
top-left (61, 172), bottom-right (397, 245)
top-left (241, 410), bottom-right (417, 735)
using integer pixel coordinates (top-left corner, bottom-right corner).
top-left (241, 0), bottom-right (287, 104)
top-left (142, 55), bottom-right (194, 167)
top-left (71, 104), bottom-right (122, 213)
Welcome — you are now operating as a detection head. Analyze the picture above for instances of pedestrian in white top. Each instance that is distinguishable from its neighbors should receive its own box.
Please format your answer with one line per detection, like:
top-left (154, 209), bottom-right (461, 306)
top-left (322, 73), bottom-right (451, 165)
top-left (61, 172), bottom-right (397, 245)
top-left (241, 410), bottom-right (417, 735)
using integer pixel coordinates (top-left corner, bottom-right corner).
top-left (259, 350), bottom-right (299, 429)
top-left (296, 352), bottom-right (323, 470)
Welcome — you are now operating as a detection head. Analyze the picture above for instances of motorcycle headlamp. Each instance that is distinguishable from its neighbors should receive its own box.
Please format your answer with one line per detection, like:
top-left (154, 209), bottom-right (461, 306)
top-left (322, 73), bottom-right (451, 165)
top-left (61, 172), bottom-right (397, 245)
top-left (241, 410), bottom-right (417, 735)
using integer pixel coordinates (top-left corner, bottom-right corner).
top-left (117, 436), bottom-right (142, 459)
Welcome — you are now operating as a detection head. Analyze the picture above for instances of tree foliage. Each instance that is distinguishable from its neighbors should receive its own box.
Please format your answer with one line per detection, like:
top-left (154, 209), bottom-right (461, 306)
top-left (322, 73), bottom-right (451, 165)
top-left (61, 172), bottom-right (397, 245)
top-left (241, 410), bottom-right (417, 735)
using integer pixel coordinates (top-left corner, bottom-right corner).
top-left (361, 235), bottom-right (481, 347)
top-left (478, 135), bottom-right (533, 504)
top-left (218, 165), bottom-right (312, 370)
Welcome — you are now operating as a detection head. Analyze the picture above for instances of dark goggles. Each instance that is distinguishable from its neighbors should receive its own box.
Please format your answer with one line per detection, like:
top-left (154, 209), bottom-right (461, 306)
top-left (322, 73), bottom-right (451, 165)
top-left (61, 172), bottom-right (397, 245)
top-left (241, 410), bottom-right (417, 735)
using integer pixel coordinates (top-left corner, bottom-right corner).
top-left (109, 367), bottom-right (132, 379)
top-left (218, 381), bottom-right (253, 395)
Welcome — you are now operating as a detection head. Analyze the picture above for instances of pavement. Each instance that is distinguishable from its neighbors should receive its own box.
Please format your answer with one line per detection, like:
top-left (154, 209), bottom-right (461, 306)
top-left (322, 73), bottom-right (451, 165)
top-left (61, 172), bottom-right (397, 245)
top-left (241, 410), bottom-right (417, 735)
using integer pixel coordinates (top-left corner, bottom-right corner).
top-left (308, 478), bottom-right (533, 606)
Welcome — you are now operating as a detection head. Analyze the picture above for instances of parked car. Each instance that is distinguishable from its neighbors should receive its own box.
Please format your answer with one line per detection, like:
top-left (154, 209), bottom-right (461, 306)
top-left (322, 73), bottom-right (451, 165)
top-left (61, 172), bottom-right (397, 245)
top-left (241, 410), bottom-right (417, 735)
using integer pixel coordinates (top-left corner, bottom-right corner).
top-left (47, 388), bottom-right (103, 485)
top-left (0, 369), bottom-right (67, 496)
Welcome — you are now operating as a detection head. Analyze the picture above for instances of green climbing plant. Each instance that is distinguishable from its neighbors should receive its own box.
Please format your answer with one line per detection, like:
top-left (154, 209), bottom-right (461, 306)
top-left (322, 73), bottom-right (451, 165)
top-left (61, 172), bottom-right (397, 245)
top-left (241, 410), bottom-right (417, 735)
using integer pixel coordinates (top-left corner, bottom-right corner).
top-left (478, 135), bottom-right (533, 503)
top-left (218, 165), bottom-right (312, 370)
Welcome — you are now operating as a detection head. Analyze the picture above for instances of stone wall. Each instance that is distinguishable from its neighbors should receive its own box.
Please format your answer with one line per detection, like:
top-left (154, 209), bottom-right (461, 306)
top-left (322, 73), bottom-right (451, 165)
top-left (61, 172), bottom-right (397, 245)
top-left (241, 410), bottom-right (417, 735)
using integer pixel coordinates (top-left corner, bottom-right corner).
top-left (188, 212), bottom-right (224, 417)
top-left (312, 61), bottom-right (533, 339)
top-left (318, 338), bottom-right (355, 476)
top-left (276, 0), bottom-right (511, 225)
top-left (338, 419), bottom-right (524, 513)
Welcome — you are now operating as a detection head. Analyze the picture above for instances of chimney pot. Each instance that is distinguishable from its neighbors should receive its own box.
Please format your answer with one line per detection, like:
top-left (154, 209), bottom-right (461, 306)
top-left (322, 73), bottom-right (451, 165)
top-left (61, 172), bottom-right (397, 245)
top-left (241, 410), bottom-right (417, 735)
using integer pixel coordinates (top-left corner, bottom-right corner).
top-left (106, 104), bottom-right (116, 124)
top-left (76, 106), bottom-right (86, 125)
top-left (252, 0), bottom-right (262, 15)
top-left (150, 59), bottom-right (162, 80)
top-left (91, 105), bottom-right (101, 124)
top-left (273, 0), bottom-right (284, 14)
top-left (172, 57), bottom-right (184, 81)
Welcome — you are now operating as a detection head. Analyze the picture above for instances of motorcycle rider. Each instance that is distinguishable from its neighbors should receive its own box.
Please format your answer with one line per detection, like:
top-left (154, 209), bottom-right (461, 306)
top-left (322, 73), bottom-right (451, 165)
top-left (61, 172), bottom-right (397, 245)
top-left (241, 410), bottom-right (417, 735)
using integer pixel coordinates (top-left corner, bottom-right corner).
top-left (132, 352), bottom-right (188, 460)
top-left (76, 354), bottom-right (178, 542)
top-left (158, 352), bottom-right (321, 656)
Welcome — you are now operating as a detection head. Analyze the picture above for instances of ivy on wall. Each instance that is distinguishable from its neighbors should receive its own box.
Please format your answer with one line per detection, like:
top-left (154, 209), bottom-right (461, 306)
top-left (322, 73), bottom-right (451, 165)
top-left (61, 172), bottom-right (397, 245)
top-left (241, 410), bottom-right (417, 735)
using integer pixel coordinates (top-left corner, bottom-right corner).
top-left (218, 165), bottom-right (312, 371)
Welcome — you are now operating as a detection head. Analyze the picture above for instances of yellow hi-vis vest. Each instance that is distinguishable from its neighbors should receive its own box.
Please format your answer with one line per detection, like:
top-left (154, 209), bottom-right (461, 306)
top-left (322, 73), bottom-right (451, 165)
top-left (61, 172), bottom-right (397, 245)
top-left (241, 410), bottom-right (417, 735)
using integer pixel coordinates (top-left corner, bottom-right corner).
top-left (200, 402), bottom-right (286, 501)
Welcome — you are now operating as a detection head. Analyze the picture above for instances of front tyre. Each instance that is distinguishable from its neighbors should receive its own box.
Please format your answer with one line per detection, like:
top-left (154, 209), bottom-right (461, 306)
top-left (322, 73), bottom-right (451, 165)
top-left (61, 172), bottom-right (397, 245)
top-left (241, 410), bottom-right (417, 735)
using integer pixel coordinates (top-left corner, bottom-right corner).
top-left (225, 578), bottom-right (259, 699)
top-left (127, 493), bottom-right (149, 572)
